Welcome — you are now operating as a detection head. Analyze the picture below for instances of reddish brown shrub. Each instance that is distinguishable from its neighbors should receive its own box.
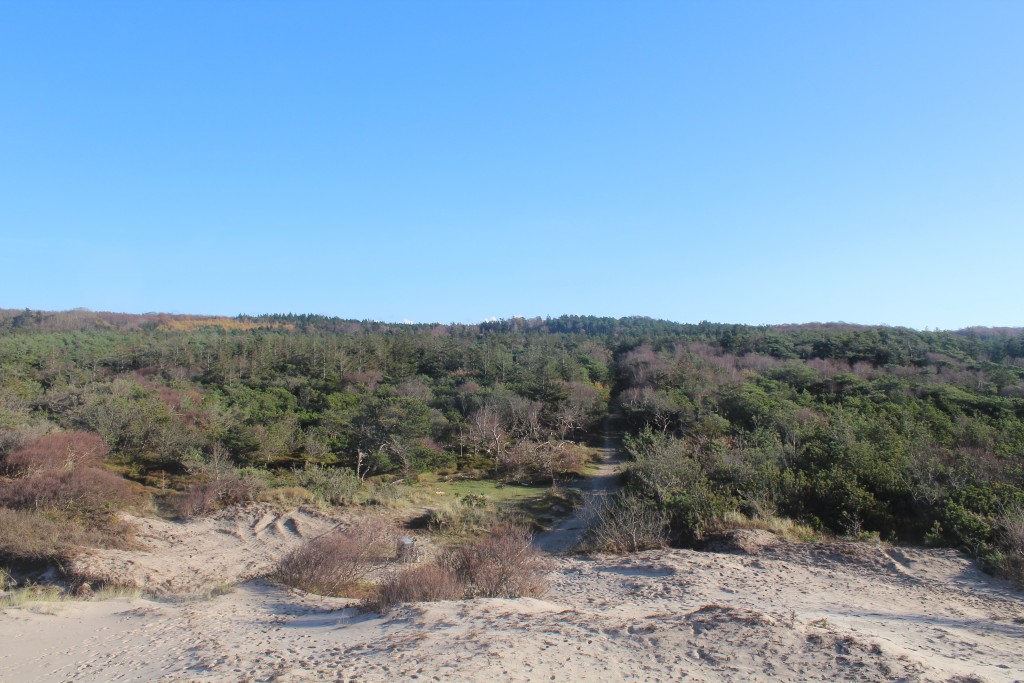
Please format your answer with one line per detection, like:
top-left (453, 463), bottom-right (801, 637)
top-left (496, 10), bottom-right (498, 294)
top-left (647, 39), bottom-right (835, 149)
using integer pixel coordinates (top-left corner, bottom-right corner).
top-left (366, 562), bottom-right (464, 612)
top-left (0, 467), bottom-right (139, 512)
top-left (171, 476), bottom-right (264, 518)
top-left (5, 431), bottom-right (109, 475)
top-left (448, 522), bottom-right (549, 598)
top-left (275, 518), bottom-right (396, 596)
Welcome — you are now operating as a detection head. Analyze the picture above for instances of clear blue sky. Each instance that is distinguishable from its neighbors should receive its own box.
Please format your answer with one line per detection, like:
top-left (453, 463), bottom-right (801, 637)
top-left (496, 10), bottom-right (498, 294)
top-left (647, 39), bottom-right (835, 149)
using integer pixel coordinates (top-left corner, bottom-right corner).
top-left (2, 1), bottom-right (1021, 329)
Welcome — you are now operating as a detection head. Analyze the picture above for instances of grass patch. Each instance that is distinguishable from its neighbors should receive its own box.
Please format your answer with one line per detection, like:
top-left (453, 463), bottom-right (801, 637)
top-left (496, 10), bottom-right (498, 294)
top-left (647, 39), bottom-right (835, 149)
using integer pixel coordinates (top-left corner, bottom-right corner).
top-left (411, 474), bottom-right (551, 504)
top-left (518, 486), bottom-right (582, 530)
top-left (0, 583), bottom-right (144, 609)
top-left (714, 511), bottom-right (821, 543)
top-left (425, 496), bottom-right (509, 536)
top-left (412, 475), bottom-right (580, 537)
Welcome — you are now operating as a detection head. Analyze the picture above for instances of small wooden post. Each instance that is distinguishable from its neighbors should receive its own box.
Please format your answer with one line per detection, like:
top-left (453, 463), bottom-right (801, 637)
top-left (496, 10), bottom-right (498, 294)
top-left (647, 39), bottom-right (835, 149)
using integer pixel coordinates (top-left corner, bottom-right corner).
top-left (396, 537), bottom-right (418, 563)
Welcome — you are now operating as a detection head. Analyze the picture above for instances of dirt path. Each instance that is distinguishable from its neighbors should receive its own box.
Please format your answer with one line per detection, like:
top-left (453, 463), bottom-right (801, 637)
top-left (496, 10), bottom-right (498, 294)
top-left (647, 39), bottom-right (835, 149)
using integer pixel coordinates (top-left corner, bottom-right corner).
top-left (533, 415), bottom-right (628, 553)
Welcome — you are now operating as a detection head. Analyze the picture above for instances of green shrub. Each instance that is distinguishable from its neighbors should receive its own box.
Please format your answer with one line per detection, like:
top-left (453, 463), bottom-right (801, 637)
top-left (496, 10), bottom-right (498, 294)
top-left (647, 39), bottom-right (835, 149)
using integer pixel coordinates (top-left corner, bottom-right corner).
top-left (295, 464), bottom-right (360, 506)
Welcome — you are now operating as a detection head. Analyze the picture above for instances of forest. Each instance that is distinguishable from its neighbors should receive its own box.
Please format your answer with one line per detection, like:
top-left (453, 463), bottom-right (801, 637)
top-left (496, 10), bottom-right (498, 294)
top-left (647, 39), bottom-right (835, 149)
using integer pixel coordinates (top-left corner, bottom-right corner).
top-left (1, 308), bottom-right (1022, 582)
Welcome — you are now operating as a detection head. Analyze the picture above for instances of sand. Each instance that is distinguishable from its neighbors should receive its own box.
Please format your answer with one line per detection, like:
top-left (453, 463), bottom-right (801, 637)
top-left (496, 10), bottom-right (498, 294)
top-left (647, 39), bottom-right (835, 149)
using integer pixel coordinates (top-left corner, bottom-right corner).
top-left (2, 512), bottom-right (1023, 682)
top-left (64, 504), bottom-right (346, 595)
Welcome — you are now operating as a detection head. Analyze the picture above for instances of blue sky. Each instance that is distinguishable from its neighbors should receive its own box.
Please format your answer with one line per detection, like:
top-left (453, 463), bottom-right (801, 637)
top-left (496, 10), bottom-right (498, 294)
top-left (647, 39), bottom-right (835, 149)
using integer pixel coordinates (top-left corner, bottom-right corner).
top-left (1, 1), bottom-right (1021, 329)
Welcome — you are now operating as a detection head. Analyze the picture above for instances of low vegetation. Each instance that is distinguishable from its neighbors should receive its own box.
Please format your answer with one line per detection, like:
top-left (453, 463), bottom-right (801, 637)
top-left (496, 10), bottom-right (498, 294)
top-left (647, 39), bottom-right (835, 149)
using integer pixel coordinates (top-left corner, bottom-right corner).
top-left (365, 522), bottom-right (549, 612)
top-left (367, 562), bottom-right (464, 611)
top-left (272, 515), bottom-right (547, 611)
top-left (447, 521), bottom-right (549, 598)
top-left (580, 491), bottom-right (670, 553)
top-left (274, 518), bottom-right (395, 597)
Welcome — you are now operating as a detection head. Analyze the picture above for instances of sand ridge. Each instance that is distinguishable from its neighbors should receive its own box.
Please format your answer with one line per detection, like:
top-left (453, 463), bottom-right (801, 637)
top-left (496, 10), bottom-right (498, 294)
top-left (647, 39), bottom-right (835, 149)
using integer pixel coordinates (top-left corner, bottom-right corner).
top-left (3, 522), bottom-right (1023, 682)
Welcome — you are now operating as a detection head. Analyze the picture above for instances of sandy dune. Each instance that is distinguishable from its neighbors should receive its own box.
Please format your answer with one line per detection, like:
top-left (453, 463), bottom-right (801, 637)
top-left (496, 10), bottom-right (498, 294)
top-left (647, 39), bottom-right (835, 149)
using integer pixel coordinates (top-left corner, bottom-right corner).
top-left (4, 518), bottom-right (1023, 682)
top-left (66, 504), bottom-right (345, 595)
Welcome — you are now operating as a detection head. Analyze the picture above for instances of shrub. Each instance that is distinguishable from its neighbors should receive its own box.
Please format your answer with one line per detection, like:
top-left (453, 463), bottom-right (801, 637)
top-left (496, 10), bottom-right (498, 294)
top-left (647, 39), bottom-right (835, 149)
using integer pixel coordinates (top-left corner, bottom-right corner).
top-left (366, 562), bottom-right (464, 612)
top-left (275, 518), bottom-right (396, 597)
top-left (4, 431), bottom-right (109, 475)
top-left (664, 483), bottom-right (732, 546)
top-left (0, 508), bottom-right (135, 564)
top-left (295, 464), bottom-right (360, 506)
top-left (171, 475), bottom-right (264, 518)
top-left (0, 507), bottom-right (77, 562)
top-left (0, 467), bottom-right (140, 513)
top-left (448, 522), bottom-right (548, 598)
top-left (994, 509), bottom-right (1024, 587)
top-left (580, 492), bottom-right (669, 553)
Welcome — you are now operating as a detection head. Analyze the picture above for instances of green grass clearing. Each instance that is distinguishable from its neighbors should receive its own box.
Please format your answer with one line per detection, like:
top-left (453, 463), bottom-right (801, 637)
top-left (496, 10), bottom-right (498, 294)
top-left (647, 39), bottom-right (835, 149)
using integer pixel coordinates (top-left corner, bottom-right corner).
top-left (409, 473), bottom-right (551, 504)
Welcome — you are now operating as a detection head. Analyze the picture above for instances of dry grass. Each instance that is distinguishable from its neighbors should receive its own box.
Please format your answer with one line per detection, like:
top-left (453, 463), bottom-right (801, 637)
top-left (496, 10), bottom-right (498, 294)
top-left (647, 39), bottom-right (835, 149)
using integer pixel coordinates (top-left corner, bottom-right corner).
top-left (713, 511), bottom-right (820, 543)
top-left (275, 518), bottom-right (396, 597)
top-left (259, 486), bottom-right (314, 509)
top-left (159, 317), bottom-right (293, 332)
top-left (0, 566), bottom-right (13, 591)
top-left (426, 497), bottom-right (508, 536)
top-left (0, 507), bottom-right (77, 563)
top-left (0, 583), bottom-right (144, 609)
top-left (0, 507), bottom-right (136, 565)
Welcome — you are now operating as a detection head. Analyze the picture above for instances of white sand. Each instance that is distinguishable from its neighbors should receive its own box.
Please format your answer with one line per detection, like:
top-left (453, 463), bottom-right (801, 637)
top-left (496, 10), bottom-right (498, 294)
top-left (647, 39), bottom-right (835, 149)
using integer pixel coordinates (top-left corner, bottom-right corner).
top-left (3, 516), bottom-right (1023, 682)
top-left (66, 504), bottom-right (345, 595)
